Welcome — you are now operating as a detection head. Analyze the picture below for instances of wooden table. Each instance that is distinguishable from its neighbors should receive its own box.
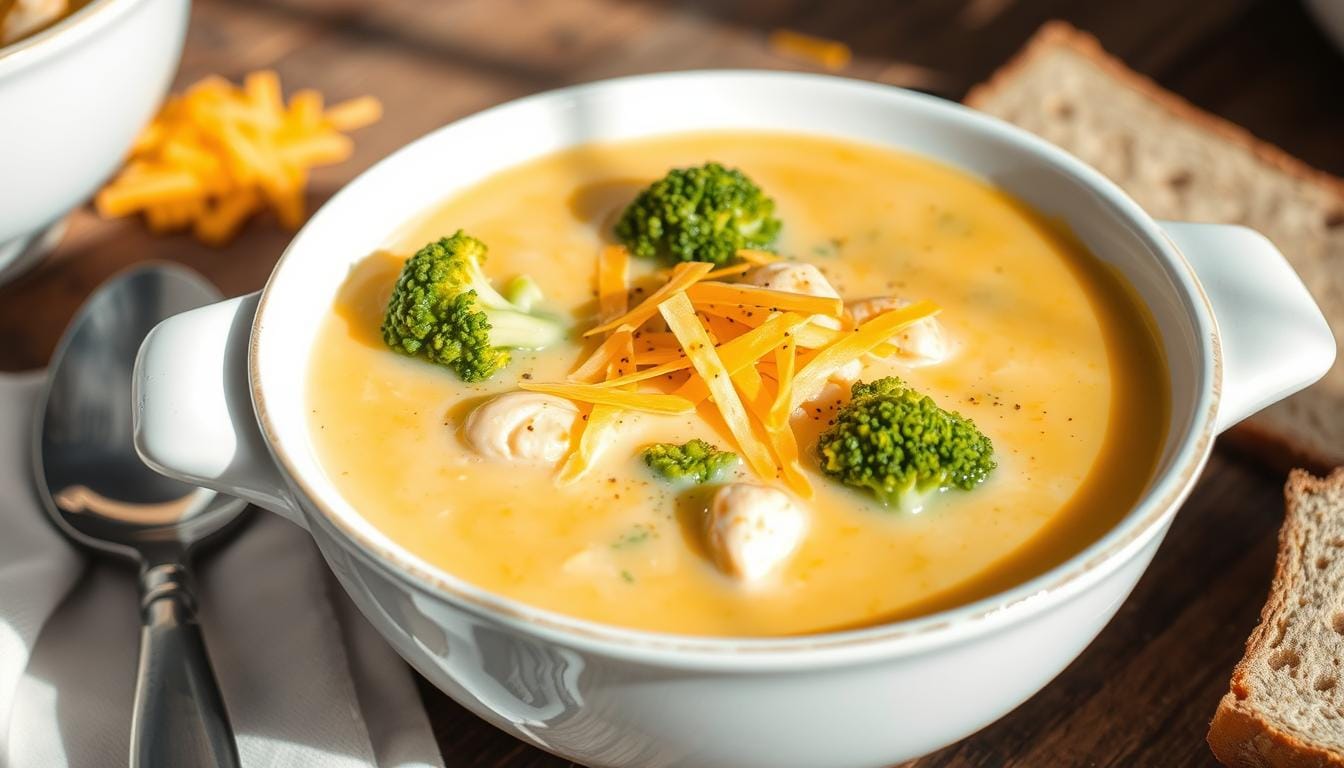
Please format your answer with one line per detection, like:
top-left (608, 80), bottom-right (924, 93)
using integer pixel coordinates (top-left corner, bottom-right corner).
top-left (3, 1), bottom-right (1341, 765)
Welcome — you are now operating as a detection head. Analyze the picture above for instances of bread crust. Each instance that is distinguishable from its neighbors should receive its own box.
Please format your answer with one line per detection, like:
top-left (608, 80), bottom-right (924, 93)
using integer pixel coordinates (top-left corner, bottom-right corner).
top-left (965, 20), bottom-right (1344, 474)
top-left (964, 20), bottom-right (1344, 199)
top-left (1206, 469), bottom-right (1344, 768)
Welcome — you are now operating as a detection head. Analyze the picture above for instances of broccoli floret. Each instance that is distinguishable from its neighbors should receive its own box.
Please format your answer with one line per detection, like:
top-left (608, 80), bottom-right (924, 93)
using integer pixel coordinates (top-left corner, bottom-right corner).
top-left (614, 162), bottom-right (781, 266)
top-left (381, 231), bottom-right (563, 382)
top-left (502, 274), bottom-right (543, 312)
top-left (817, 377), bottom-right (995, 511)
top-left (642, 439), bottom-right (739, 484)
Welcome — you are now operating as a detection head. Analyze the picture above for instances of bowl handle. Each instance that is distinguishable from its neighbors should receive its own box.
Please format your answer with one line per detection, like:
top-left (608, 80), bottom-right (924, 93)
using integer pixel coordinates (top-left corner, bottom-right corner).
top-left (1161, 221), bottom-right (1336, 434)
top-left (133, 292), bottom-right (307, 528)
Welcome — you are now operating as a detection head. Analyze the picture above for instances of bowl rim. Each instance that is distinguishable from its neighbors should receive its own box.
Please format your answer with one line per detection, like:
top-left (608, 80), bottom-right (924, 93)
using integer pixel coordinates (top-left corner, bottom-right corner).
top-left (0, 0), bottom-right (142, 76)
top-left (250, 69), bottom-right (1221, 666)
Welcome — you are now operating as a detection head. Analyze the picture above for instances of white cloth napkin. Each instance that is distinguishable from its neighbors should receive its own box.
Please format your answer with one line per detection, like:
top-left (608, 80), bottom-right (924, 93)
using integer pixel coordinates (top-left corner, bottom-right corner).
top-left (0, 371), bottom-right (446, 768)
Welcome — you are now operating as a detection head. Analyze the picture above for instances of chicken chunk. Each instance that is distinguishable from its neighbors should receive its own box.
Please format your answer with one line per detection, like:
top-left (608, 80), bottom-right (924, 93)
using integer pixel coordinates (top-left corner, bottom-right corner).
top-left (1, 0), bottom-right (67, 44)
top-left (707, 483), bottom-right (808, 584)
top-left (464, 392), bottom-right (579, 465)
top-left (744, 261), bottom-right (841, 298)
top-left (828, 358), bottom-right (864, 384)
top-left (744, 262), bottom-right (843, 330)
top-left (846, 296), bottom-right (949, 366)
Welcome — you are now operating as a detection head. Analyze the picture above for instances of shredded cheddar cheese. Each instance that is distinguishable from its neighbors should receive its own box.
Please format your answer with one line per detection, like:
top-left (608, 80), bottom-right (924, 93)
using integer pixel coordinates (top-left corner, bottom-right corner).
top-left (686, 281), bottom-right (843, 317)
top-left (767, 29), bottom-right (852, 71)
top-left (542, 242), bottom-right (939, 491)
top-left (557, 332), bottom-right (635, 484)
top-left (520, 381), bottom-right (694, 415)
top-left (568, 331), bottom-right (634, 383)
top-left (659, 293), bottom-right (777, 479)
top-left (736, 249), bottom-right (780, 266)
top-left (584, 261), bottom-right (713, 337)
top-left (674, 312), bottom-right (811, 403)
top-left (559, 248), bottom-right (636, 483)
top-left (95, 71), bottom-right (381, 245)
top-left (768, 334), bottom-right (797, 430)
top-left (701, 262), bottom-right (753, 281)
top-left (597, 245), bottom-right (631, 319)
top-left (789, 300), bottom-right (940, 411)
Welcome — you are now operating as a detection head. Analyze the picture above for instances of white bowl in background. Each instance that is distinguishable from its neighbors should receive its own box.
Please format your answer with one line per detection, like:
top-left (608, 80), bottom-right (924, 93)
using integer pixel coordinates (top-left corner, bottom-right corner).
top-left (0, 0), bottom-right (189, 283)
top-left (131, 71), bottom-right (1335, 767)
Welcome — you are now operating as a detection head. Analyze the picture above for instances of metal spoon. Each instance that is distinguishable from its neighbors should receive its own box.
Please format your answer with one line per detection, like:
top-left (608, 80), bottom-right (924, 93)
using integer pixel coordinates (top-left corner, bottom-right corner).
top-left (32, 263), bottom-right (247, 768)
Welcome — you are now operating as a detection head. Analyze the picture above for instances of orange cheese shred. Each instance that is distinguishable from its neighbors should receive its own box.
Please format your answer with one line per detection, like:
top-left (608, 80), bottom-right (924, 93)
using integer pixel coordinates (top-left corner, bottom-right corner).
top-left (789, 300), bottom-right (940, 411)
top-left (597, 245), bottom-right (631, 320)
top-left (557, 404), bottom-right (619, 484)
top-left (686, 281), bottom-right (844, 317)
top-left (286, 89), bottom-right (324, 133)
top-left (633, 348), bottom-right (687, 366)
top-left (792, 322), bottom-right (900, 357)
top-left (695, 303), bottom-right (769, 328)
top-left (766, 415), bottom-right (811, 497)
top-left (520, 381), bottom-right (694, 415)
top-left (762, 334), bottom-right (811, 496)
top-left (659, 293), bottom-right (777, 479)
top-left (767, 29), bottom-right (852, 71)
top-left (674, 312), bottom-right (810, 403)
top-left (701, 312), bottom-right (746, 344)
top-left (736, 249), bottom-right (780, 266)
top-left (634, 331), bottom-right (680, 351)
top-left (607, 329), bottom-right (636, 379)
top-left (96, 71), bottom-right (380, 245)
top-left (560, 247), bottom-right (634, 483)
top-left (599, 311), bottom-right (806, 393)
top-left (568, 331), bottom-right (634, 382)
top-left (769, 335), bottom-right (797, 430)
top-left (325, 96), bottom-right (384, 132)
top-left (557, 329), bottom-right (635, 484)
top-left (701, 262), bottom-right (753, 281)
top-left (583, 261), bottom-right (713, 337)
top-left (731, 363), bottom-right (771, 419)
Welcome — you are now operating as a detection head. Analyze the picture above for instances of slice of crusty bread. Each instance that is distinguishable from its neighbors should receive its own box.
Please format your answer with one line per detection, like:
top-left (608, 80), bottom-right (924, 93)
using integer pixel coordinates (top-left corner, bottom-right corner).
top-left (965, 21), bottom-right (1344, 473)
top-left (1207, 469), bottom-right (1344, 767)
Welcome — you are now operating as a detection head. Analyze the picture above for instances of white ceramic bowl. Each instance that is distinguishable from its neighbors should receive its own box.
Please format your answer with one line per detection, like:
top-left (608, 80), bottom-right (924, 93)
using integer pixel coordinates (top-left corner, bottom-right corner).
top-left (0, 0), bottom-right (189, 280)
top-left (131, 72), bottom-right (1335, 767)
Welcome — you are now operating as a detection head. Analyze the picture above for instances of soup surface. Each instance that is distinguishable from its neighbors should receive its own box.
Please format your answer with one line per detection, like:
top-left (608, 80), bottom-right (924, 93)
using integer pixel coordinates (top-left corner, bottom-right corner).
top-left (307, 132), bottom-right (1168, 636)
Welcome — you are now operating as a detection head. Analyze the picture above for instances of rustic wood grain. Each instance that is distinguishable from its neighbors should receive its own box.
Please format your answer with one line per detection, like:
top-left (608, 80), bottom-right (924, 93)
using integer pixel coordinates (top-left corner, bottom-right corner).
top-left (3, 1), bottom-right (1341, 765)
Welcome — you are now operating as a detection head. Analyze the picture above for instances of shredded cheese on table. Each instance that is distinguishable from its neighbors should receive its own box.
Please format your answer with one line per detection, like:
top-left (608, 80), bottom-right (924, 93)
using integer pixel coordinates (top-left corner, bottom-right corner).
top-left (95, 71), bottom-right (381, 245)
top-left (767, 29), bottom-right (852, 71)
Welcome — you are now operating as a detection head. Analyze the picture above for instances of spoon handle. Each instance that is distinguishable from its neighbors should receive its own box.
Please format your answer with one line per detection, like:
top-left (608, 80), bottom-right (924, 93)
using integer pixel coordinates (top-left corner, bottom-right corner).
top-left (130, 563), bottom-right (240, 768)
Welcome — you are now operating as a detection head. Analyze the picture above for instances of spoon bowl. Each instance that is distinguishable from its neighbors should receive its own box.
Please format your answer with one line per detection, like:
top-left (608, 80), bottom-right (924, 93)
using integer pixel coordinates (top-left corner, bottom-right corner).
top-left (34, 263), bottom-right (248, 561)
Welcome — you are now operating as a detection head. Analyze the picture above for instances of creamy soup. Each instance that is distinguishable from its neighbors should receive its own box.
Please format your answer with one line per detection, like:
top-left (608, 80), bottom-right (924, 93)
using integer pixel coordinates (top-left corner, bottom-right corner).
top-left (306, 132), bottom-right (1169, 637)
